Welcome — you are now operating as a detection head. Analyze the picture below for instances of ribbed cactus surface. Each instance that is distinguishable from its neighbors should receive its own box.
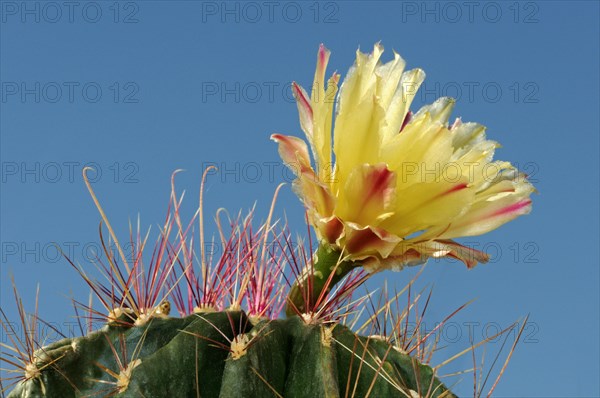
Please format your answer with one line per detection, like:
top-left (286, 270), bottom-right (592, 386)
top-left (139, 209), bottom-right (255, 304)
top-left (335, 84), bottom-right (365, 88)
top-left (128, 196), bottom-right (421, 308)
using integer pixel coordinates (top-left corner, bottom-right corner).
top-left (8, 311), bottom-right (455, 398)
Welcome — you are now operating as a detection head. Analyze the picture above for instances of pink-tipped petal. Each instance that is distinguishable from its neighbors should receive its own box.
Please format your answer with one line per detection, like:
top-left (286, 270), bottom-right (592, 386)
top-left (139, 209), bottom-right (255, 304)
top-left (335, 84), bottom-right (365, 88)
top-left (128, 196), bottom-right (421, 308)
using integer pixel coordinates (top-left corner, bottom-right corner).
top-left (342, 223), bottom-right (401, 260)
top-left (292, 176), bottom-right (335, 218)
top-left (317, 215), bottom-right (344, 244)
top-left (488, 199), bottom-right (532, 219)
top-left (314, 44), bottom-right (331, 96)
top-left (432, 182), bottom-right (469, 200)
top-left (291, 82), bottom-right (314, 140)
top-left (427, 239), bottom-right (490, 269)
top-left (441, 182), bottom-right (534, 239)
top-left (362, 249), bottom-right (427, 273)
top-left (270, 134), bottom-right (313, 176)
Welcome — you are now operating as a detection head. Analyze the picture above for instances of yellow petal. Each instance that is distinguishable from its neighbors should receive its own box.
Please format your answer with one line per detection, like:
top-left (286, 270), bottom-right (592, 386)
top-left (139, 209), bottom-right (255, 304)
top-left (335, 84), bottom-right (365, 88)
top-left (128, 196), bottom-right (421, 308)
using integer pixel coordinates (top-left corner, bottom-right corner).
top-left (333, 44), bottom-right (385, 185)
top-left (335, 163), bottom-right (397, 227)
top-left (309, 45), bottom-right (338, 181)
top-left (380, 68), bottom-right (426, 142)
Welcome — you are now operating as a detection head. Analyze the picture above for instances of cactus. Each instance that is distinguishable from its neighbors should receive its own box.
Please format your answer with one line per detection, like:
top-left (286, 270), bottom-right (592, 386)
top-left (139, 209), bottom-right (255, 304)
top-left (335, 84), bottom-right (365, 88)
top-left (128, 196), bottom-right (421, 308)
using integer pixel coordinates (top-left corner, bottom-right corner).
top-left (6, 311), bottom-right (456, 398)
top-left (1, 43), bottom-right (534, 397)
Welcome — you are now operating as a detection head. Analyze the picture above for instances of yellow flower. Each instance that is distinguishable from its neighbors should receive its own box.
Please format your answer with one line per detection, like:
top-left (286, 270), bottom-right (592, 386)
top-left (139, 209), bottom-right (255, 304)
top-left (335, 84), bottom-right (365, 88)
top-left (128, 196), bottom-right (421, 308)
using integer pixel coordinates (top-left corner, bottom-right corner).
top-left (272, 43), bottom-right (534, 272)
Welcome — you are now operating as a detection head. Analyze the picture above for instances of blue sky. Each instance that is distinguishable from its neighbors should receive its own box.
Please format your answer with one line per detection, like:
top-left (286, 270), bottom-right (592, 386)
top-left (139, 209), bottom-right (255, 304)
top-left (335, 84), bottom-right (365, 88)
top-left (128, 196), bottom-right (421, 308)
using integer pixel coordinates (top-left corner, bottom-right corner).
top-left (1, 1), bottom-right (599, 396)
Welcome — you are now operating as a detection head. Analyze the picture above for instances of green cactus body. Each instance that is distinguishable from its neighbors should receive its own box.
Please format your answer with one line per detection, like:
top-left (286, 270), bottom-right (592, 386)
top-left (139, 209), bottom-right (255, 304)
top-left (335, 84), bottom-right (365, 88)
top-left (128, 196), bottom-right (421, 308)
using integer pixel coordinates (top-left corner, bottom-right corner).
top-left (8, 311), bottom-right (455, 398)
